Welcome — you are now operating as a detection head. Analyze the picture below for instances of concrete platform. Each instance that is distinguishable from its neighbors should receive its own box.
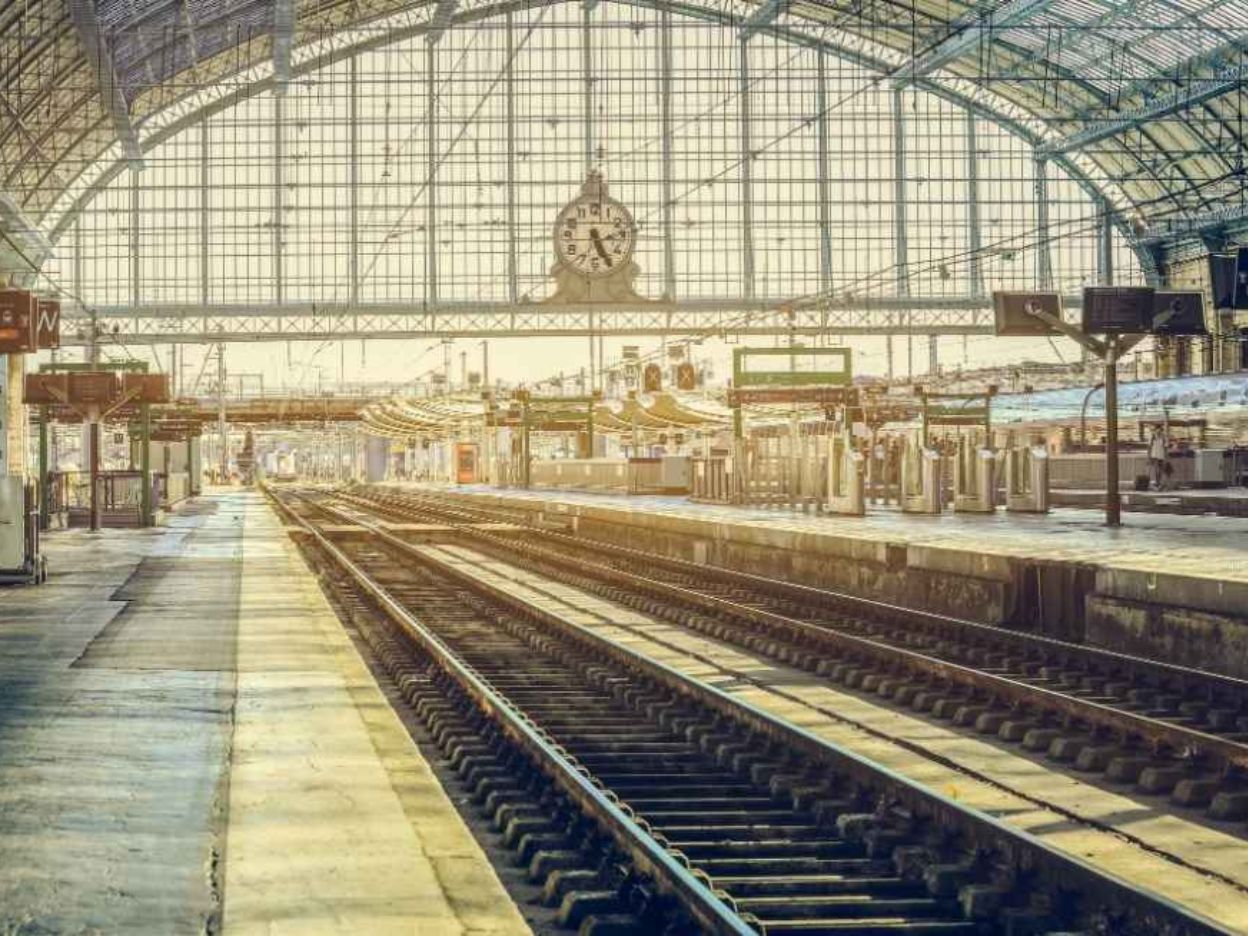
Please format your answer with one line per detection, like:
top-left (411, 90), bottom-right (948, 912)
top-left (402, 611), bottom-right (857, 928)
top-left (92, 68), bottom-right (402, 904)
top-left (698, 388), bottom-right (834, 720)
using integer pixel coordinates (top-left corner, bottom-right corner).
top-left (0, 490), bottom-right (530, 936)
top-left (1052, 486), bottom-right (1248, 517)
top-left (397, 484), bottom-right (1248, 676)
top-left (419, 542), bottom-right (1248, 933)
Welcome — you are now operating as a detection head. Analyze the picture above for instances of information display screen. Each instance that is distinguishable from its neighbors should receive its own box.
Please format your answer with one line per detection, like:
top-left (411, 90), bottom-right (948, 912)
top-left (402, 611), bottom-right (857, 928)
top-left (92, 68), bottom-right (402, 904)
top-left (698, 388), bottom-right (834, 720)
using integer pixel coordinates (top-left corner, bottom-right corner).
top-left (1082, 286), bottom-right (1154, 333)
top-left (1151, 291), bottom-right (1207, 335)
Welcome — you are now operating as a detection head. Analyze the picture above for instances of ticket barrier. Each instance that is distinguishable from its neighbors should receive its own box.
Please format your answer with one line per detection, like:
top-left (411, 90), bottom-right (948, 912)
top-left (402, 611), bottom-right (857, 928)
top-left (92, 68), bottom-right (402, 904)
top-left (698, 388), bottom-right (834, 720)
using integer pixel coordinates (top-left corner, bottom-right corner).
top-left (952, 438), bottom-right (997, 514)
top-left (825, 433), bottom-right (865, 516)
top-left (1005, 444), bottom-right (1050, 513)
top-left (901, 438), bottom-right (942, 514)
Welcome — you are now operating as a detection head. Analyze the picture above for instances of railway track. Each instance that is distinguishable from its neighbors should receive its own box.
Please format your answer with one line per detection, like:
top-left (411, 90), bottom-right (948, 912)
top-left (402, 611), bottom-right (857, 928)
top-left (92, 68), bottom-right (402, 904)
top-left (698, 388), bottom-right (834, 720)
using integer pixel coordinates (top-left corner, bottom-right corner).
top-left (270, 485), bottom-right (1233, 935)
top-left (335, 486), bottom-right (1248, 828)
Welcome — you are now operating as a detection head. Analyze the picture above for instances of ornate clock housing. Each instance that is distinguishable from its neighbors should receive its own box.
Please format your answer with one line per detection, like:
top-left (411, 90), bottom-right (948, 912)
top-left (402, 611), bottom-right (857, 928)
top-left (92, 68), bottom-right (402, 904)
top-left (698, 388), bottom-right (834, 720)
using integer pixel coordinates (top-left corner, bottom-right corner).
top-left (544, 172), bottom-right (649, 305)
top-left (553, 173), bottom-right (636, 279)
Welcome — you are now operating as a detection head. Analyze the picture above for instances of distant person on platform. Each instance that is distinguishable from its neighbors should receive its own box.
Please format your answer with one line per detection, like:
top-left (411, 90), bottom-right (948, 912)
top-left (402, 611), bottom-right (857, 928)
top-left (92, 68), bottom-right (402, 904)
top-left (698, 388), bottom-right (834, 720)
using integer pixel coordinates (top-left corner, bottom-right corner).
top-left (1149, 427), bottom-right (1169, 491)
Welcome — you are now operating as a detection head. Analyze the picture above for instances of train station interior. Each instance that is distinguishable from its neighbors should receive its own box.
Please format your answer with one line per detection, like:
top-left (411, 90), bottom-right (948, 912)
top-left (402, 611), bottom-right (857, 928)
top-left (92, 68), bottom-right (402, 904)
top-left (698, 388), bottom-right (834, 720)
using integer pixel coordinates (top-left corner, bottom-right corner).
top-left (1, 1), bottom-right (1247, 933)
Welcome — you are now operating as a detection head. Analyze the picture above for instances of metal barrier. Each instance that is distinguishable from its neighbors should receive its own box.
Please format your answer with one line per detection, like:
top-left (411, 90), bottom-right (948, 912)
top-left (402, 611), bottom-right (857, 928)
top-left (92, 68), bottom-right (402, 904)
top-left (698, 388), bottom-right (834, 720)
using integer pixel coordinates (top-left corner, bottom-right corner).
top-left (1005, 444), bottom-right (1050, 513)
top-left (825, 433), bottom-right (865, 516)
top-left (900, 437), bottom-right (943, 514)
top-left (692, 456), bottom-right (734, 502)
top-left (952, 438), bottom-right (997, 513)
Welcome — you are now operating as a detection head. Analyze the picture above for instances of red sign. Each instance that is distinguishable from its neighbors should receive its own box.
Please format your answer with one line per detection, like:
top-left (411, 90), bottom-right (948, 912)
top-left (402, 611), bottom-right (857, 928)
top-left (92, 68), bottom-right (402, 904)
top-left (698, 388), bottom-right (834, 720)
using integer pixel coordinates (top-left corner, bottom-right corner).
top-left (36, 299), bottom-right (60, 349)
top-left (0, 290), bottom-right (37, 353)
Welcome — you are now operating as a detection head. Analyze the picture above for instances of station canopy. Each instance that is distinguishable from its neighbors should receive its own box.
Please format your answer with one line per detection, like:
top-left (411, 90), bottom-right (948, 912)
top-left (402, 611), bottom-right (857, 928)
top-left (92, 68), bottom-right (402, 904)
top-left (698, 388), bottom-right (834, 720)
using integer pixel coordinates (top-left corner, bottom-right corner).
top-left (1, 0), bottom-right (1245, 238)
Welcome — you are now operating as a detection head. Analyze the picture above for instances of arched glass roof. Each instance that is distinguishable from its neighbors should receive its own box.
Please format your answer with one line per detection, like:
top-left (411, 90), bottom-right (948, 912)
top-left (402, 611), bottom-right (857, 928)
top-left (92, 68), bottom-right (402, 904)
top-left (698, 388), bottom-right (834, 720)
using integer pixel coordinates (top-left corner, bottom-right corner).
top-left (1, 0), bottom-right (1244, 242)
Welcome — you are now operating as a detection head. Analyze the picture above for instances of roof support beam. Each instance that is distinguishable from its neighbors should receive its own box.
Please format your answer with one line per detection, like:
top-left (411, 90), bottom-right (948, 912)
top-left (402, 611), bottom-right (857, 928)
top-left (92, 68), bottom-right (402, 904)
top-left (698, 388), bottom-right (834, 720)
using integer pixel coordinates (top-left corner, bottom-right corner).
top-left (426, 0), bottom-right (459, 46)
top-left (740, 0), bottom-right (786, 42)
top-left (272, 0), bottom-right (295, 92)
top-left (1038, 62), bottom-right (1248, 157)
top-left (68, 0), bottom-right (144, 169)
top-left (891, 0), bottom-right (1054, 87)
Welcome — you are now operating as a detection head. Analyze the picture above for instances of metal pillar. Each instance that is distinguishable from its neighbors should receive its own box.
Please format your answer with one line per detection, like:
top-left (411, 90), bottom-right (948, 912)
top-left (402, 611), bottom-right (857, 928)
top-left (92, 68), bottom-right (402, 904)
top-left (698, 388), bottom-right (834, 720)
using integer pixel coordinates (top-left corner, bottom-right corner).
top-left (89, 416), bottom-right (100, 532)
top-left (200, 117), bottom-right (210, 305)
top-left (928, 335), bottom-right (938, 375)
top-left (505, 13), bottom-right (518, 302)
top-left (892, 88), bottom-right (909, 301)
top-left (349, 55), bottom-right (360, 305)
top-left (582, 4), bottom-right (595, 172)
top-left (659, 9), bottom-right (676, 300)
top-left (217, 343), bottom-right (227, 480)
top-left (1034, 153), bottom-right (1053, 290)
top-left (1098, 198), bottom-right (1114, 286)
top-left (1104, 340), bottom-right (1120, 527)
top-left (273, 94), bottom-right (284, 305)
top-left (139, 402), bottom-right (152, 526)
top-left (738, 39), bottom-right (755, 300)
top-left (426, 44), bottom-right (439, 304)
top-left (130, 171), bottom-right (140, 305)
top-left (965, 108), bottom-right (984, 297)
top-left (38, 407), bottom-right (49, 531)
top-left (816, 52), bottom-right (833, 294)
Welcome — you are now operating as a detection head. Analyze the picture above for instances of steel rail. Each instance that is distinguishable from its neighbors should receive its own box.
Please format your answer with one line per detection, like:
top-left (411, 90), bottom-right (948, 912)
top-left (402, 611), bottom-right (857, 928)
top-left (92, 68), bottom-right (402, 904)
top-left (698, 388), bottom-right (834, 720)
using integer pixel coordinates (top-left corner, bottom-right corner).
top-left (281, 487), bottom-right (1234, 936)
top-left (346, 488), bottom-right (1248, 769)
top-left (268, 489), bottom-right (757, 936)
top-left (353, 487), bottom-right (1244, 694)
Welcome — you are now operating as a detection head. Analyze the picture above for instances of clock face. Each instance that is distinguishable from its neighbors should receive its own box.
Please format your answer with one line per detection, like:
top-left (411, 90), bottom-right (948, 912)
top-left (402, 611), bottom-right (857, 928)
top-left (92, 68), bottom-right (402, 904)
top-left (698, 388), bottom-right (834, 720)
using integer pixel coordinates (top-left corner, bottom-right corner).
top-left (554, 196), bottom-right (635, 278)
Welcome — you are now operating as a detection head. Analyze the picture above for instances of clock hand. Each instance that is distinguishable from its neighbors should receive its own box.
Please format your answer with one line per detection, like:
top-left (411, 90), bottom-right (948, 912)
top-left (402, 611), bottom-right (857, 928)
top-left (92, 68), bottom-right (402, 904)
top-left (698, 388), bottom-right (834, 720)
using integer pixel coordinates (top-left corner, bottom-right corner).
top-left (589, 228), bottom-right (613, 267)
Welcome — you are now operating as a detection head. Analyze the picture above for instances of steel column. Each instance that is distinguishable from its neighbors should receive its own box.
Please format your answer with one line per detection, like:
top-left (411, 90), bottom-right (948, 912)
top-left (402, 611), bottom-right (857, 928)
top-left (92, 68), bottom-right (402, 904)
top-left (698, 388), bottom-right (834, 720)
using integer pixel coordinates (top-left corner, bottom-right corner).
top-left (893, 89), bottom-right (909, 378)
top-left (426, 44), bottom-right (438, 304)
top-left (1098, 198), bottom-right (1114, 286)
top-left (659, 9), bottom-right (676, 301)
top-left (965, 108), bottom-right (984, 297)
top-left (130, 171), bottom-right (140, 306)
top-left (349, 55), bottom-right (360, 304)
top-left (1034, 153), bottom-right (1053, 290)
top-left (38, 406), bottom-right (48, 531)
top-left (139, 402), bottom-right (151, 526)
top-left (739, 39), bottom-right (755, 300)
top-left (816, 52), bottom-right (833, 294)
top-left (583, 4), bottom-right (595, 173)
top-left (273, 94), bottom-right (284, 305)
top-left (505, 13), bottom-right (518, 303)
top-left (892, 88), bottom-right (909, 300)
top-left (200, 117), bottom-right (210, 304)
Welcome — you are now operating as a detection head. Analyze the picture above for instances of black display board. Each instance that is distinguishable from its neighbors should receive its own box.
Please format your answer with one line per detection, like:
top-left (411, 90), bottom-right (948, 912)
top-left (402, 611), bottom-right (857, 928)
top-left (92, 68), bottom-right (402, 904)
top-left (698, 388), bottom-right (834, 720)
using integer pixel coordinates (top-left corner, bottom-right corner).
top-left (1082, 286), bottom-right (1154, 333)
top-left (1209, 252), bottom-right (1238, 309)
top-left (1151, 291), bottom-right (1207, 335)
top-left (992, 291), bottom-right (1062, 336)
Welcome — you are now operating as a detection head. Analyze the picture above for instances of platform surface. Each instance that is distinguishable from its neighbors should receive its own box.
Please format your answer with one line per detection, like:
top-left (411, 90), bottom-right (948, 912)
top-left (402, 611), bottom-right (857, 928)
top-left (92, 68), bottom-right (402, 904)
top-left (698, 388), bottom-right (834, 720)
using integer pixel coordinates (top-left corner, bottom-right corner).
top-left (0, 490), bottom-right (530, 936)
top-left (418, 483), bottom-right (1248, 611)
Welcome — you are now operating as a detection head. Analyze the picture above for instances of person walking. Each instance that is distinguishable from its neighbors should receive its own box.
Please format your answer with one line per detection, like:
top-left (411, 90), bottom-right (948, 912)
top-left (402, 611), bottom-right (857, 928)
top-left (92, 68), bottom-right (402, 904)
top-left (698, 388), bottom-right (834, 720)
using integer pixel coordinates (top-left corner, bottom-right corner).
top-left (1148, 426), bottom-right (1168, 491)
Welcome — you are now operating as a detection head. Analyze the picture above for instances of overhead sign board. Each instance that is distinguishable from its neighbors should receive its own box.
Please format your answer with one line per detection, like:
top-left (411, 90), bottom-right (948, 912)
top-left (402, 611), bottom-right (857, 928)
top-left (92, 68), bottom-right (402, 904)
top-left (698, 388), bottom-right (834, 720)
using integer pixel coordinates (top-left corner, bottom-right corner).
top-left (992, 292), bottom-right (1062, 336)
top-left (1151, 291), bottom-right (1207, 336)
top-left (36, 298), bottom-right (60, 349)
top-left (1082, 286), bottom-right (1155, 334)
top-left (0, 289), bottom-right (36, 353)
top-left (732, 347), bottom-right (852, 388)
top-left (1236, 246), bottom-right (1248, 310)
top-left (1209, 253), bottom-right (1238, 309)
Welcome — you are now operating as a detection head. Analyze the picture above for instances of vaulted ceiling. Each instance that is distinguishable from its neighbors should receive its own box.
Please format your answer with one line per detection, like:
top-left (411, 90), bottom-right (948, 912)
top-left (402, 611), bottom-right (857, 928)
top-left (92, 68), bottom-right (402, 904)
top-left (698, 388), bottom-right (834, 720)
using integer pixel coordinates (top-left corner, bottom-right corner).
top-left (1, 0), bottom-right (1245, 248)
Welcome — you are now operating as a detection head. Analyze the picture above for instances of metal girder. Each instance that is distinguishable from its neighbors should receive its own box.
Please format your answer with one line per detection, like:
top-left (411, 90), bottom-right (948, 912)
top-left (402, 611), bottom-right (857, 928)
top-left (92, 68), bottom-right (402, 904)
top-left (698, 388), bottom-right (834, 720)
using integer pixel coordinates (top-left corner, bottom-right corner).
top-left (426, 0), bottom-right (459, 45)
top-left (273, 0), bottom-right (295, 92)
top-left (49, 295), bottom-right (1089, 347)
top-left (891, 0), bottom-right (1055, 86)
top-left (0, 191), bottom-right (52, 279)
top-left (1132, 202), bottom-right (1248, 246)
top-left (1038, 62), bottom-right (1248, 157)
top-left (67, 0), bottom-right (144, 170)
top-left (740, 0), bottom-right (786, 42)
